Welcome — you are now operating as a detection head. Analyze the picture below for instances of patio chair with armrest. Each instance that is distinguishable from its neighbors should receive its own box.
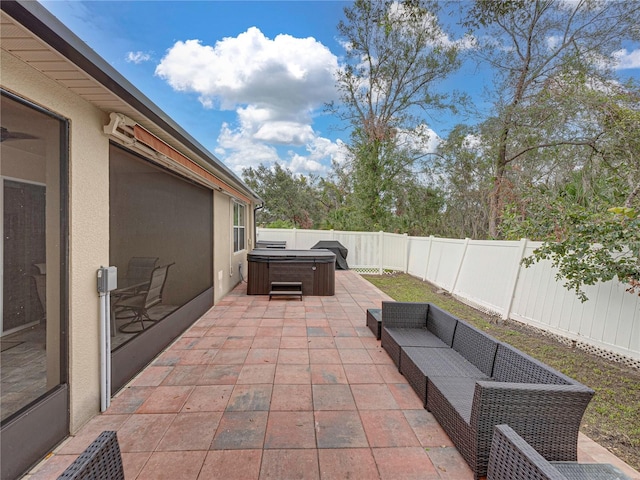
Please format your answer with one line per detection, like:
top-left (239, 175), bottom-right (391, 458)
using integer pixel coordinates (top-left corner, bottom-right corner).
top-left (487, 424), bottom-right (630, 480)
top-left (125, 256), bottom-right (159, 284)
top-left (116, 256), bottom-right (159, 299)
top-left (111, 256), bottom-right (159, 323)
top-left (116, 263), bottom-right (173, 333)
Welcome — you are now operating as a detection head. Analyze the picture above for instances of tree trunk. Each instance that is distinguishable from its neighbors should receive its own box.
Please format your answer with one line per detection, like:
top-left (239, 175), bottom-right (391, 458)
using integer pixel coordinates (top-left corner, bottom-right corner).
top-left (489, 125), bottom-right (510, 238)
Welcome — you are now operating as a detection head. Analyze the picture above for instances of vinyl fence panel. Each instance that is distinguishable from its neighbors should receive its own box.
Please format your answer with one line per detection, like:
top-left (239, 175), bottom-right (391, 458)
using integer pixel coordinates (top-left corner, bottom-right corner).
top-left (510, 242), bottom-right (640, 362)
top-left (424, 237), bottom-right (468, 292)
top-left (256, 228), bottom-right (640, 365)
top-left (453, 240), bottom-right (525, 317)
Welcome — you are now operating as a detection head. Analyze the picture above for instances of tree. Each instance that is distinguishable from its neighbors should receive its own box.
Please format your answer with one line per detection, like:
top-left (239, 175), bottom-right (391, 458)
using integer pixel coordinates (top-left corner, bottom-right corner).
top-left (519, 205), bottom-right (639, 302)
top-left (465, 0), bottom-right (640, 237)
top-left (432, 123), bottom-right (494, 239)
top-left (330, 0), bottom-right (464, 231)
top-left (502, 86), bottom-right (640, 301)
top-left (242, 163), bottom-right (325, 228)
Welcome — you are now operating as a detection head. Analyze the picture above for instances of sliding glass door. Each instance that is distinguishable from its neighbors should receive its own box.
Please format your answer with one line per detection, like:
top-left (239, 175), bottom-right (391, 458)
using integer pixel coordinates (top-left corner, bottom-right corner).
top-left (1, 90), bottom-right (68, 480)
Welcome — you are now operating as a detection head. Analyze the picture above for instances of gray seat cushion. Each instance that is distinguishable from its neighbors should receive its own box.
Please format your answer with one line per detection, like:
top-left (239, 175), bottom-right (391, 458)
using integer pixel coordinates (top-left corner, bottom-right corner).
top-left (403, 346), bottom-right (489, 379)
top-left (428, 376), bottom-right (489, 423)
top-left (384, 327), bottom-right (450, 348)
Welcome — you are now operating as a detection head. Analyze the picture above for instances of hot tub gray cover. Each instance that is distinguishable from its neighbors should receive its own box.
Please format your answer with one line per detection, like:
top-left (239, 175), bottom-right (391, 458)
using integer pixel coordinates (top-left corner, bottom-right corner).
top-left (248, 249), bottom-right (336, 263)
top-left (311, 241), bottom-right (349, 270)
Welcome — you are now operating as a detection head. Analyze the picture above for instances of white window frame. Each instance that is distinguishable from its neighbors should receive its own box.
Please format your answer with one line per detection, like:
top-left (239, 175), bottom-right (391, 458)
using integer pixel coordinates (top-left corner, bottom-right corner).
top-left (233, 201), bottom-right (246, 253)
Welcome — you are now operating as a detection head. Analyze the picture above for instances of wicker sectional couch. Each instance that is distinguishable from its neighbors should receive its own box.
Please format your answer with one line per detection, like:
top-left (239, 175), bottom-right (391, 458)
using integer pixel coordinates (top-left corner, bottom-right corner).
top-left (380, 301), bottom-right (595, 480)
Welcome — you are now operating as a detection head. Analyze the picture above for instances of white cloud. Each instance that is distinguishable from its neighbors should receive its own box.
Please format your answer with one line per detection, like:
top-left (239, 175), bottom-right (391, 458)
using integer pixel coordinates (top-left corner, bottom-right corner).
top-left (215, 122), bottom-right (281, 173)
top-left (387, 1), bottom-right (476, 50)
top-left (396, 124), bottom-right (442, 157)
top-left (546, 35), bottom-right (561, 51)
top-left (612, 48), bottom-right (640, 70)
top-left (289, 154), bottom-right (326, 174)
top-left (288, 137), bottom-right (348, 174)
top-left (215, 121), bottom-right (346, 177)
top-left (126, 51), bottom-right (151, 64)
top-left (156, 27), bottom-right (342, 176)
top-left (155, 27), bottom-right (338, 112)
top-left (236, 105), bottom-right (316, 145)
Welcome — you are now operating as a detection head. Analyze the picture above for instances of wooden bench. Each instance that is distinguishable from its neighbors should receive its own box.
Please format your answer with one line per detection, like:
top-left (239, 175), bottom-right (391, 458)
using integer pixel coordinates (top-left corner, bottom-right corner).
top-left (269, 281), bottom-right (302, 300)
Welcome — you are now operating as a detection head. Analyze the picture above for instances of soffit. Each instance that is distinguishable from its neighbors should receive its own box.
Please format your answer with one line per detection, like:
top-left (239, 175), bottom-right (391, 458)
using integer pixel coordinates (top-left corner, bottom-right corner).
top-left (1, 12), bottom-right (141, 120)
top-left (0, 9), bottom-right (258, 201)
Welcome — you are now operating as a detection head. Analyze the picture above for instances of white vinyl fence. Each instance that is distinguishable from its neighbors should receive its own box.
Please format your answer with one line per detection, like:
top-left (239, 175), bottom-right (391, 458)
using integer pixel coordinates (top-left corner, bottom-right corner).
top-left (257, 228), bottom-right (640, 366)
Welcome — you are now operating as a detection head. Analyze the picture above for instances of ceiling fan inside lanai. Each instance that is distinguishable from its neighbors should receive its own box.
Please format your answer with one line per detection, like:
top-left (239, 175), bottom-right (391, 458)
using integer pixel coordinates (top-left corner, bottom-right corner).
top-left (1, 126), bottom-right (39, 143)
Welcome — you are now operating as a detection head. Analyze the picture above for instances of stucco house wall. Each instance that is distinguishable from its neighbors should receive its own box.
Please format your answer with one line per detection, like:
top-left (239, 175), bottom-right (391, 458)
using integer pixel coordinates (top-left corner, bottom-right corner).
top-left (2, 48), bottom-right (109, 431)
top-left (1, 16), bottom-right (258, 435)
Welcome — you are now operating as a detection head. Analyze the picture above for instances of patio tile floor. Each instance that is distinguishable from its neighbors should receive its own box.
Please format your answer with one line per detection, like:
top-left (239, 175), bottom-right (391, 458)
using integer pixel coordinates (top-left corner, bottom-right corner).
top-left (25, 270), bottom-right (640, 479)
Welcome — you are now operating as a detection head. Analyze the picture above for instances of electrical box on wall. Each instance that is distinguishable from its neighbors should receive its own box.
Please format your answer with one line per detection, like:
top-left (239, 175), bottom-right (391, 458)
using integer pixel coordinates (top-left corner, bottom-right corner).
top-left (97, 266), bottom-right (117, 293)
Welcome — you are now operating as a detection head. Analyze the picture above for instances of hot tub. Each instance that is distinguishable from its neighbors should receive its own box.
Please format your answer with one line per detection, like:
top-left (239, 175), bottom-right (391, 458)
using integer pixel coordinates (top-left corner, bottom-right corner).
top-left (247, 249), bottom-right (336, 296)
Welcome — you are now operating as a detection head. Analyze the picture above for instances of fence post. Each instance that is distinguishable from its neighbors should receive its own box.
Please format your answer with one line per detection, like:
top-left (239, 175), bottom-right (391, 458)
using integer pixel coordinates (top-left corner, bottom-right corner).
top-left (404, 233), bottom-right (409, 273)
top-left (450, 238), bottom-right (470, 294)
top-left (423, 235), bottom-right (433, 281)
top-left (502, 238), bottom-right (528, 320)
top-left (379, 231), bottom-right (384, 275)
top-left (292, 228), bottom-right (297, 249)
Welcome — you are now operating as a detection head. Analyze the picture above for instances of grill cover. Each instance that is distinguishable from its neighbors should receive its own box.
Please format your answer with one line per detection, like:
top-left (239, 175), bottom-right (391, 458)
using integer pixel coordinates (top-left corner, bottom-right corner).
top-left (311, 241), bottom-right (349, 270)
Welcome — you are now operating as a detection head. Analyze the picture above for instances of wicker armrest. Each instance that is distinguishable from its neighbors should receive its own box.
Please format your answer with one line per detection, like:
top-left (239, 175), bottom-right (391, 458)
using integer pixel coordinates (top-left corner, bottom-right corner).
top-left (57, 431), bottom-right (125, 480)
top-left (471, 381), bottom-right (594, 464)
top-left (381, 301), bottom-right (429, 329)
top-left (488, 425), bottom-right (631, 480)
top-left (487, 424), bottom-right (566, 480)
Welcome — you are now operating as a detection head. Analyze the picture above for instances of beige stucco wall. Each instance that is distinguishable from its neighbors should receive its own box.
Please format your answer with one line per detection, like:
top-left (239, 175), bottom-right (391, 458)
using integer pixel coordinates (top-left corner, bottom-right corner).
top-left (2, 49), bottom-right (110, 432)
top-left (2, 48), bottom-right (256, 434)
top-left (212, 191), bottom-right (254, 303)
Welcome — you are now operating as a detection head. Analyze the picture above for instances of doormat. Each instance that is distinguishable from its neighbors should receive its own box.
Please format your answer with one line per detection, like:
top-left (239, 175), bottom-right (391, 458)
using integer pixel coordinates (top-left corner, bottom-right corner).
top-left (1, 341), bottom-right (23, 352)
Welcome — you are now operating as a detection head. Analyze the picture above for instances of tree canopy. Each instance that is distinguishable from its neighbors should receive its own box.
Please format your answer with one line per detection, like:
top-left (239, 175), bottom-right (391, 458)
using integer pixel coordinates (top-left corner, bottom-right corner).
top-left (244, 0), bottom-right (640, 301)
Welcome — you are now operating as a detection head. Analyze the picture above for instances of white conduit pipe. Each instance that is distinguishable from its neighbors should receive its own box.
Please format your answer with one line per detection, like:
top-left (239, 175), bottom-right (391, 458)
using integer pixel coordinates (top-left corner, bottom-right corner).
top-left (99, 291), bottom-right (111, 412)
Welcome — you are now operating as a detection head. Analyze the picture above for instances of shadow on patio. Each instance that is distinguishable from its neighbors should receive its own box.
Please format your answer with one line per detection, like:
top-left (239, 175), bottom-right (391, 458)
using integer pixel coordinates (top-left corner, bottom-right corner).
top-left (25, 271), bottom-right (640, 479)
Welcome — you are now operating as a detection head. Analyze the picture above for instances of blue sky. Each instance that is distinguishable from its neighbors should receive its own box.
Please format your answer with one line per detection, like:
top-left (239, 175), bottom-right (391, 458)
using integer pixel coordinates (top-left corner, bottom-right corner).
top-left (39, 1), bottom-right (640, 178)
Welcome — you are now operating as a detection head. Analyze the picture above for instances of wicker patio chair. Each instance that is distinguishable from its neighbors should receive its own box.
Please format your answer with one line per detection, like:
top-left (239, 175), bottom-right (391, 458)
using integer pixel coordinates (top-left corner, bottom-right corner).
top-left (57, 431), bottom-right (124, 480)
top-left (487, 424), bottom-right (630, 480)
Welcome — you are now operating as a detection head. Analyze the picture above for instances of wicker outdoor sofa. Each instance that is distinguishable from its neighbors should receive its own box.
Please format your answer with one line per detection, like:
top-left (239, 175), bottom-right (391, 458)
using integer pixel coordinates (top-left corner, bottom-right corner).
top-left (487, 424), bottom-right (630, 479)
top-left (380, 301), bottom-right (595, 480)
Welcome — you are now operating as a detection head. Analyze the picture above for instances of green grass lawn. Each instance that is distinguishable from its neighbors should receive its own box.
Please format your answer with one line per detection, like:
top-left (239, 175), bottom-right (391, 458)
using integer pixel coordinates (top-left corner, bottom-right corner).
top-left (364, 272), bottom-right (640, 472)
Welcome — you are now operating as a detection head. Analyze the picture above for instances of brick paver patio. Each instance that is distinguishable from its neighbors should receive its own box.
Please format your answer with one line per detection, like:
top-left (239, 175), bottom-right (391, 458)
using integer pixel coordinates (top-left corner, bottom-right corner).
top-left (25, 271), bottom-right (640, 479)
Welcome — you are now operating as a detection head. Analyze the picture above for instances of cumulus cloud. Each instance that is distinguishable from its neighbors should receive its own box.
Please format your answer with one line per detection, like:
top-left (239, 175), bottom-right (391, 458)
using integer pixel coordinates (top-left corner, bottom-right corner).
top-left (546, 35), bottom-right (561, 51)
top-left (289, 137), bottom-right (349, 174)
top-left (126, 51), bottom-right (151, 64)
top-left (215, 121), bottom-right (347, 177)
top-left (156, 27), bottom-right (342, 176)
top-left (396, 124), bottom-right (442, 158)
top-left (612, 48), bottom-right (640, 70)
top-left (156, 27), bottom-right (338, 111)
top-left (387, 1), bottom-right (476, 50)
top-left (236, 105), bottom-right (316, 145)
